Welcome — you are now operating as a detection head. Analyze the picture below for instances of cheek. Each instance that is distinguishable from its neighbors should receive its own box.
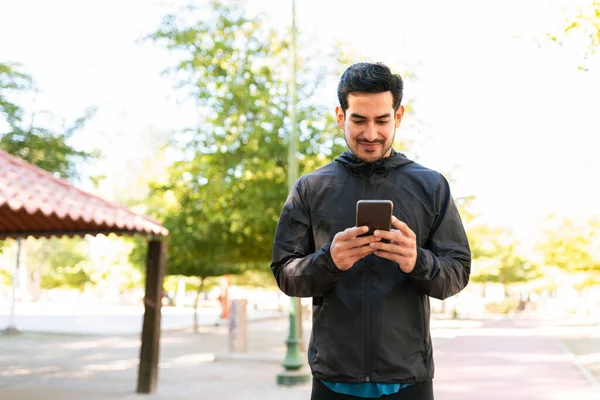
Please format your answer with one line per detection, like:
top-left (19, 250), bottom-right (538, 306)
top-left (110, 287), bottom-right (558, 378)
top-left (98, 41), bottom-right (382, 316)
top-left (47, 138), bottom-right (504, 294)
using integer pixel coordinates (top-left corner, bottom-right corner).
top-left (344, 123), bottom-right (357, 138)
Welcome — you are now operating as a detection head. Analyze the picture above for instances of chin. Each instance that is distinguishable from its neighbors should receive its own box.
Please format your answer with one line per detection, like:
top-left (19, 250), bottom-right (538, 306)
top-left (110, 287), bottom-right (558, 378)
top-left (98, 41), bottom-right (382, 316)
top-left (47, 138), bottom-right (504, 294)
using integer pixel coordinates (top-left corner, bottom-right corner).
top-left (358, 151), bottom-right (384, 163)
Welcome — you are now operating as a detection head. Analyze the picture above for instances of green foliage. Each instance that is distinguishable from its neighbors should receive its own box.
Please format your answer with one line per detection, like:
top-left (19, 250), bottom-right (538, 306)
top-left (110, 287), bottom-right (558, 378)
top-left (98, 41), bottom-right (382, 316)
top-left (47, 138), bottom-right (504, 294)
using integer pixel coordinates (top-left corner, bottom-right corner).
top-left (470, 242), bottom-right (541, 287)
top-left (564, 0), bottom-right (600, 54)
top-left (457, 195), bottom-right (501, 260)
top-left (31, 237), bottom-right (93, 290)
top-left (143, 0), bottom-right (347, 280)
top-left (41, 264), bottom-right (92, 290)
top-left (142, 1), bottom-right (420, 283)
top-left (0, 268), bottom-right (11, 287)
top-left (458, 196), bottom-right (540, 287)
top-left (0, 62), bottom-right (97, 180)
top-left (28, 235), bottom-right (143, 291)
top-left (539, 217), bottom-right (600, 274)
top-left (230, 269), bottom-right (278, 288)
top-left (0, 62), bottom-right (31, 126)
top-left (485, 299), bottom-right (520, 314)
top-left (548, 0), bottom-right (600, 70)
top-left (126, 235), bottom-right (148, 274)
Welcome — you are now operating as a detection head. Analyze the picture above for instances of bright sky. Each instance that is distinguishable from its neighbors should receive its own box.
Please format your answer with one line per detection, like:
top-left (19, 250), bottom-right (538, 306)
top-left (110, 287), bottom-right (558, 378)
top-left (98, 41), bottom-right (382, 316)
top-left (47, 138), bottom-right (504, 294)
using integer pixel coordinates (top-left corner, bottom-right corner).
top-left (1, 0), bottom-right (599, 245)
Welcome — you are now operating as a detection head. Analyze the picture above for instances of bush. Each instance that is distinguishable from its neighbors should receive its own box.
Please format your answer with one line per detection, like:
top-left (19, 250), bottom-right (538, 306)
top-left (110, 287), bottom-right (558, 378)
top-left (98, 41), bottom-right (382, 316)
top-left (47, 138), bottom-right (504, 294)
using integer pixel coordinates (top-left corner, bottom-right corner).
top-left (485, 299), bottom-right (520, 314)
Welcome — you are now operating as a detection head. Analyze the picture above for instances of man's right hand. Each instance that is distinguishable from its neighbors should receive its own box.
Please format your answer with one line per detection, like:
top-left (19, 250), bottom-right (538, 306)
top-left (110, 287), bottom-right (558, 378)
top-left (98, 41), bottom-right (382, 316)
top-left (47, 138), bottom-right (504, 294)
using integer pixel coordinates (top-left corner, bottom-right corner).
top-left (330, 226), bottom-right (381, 271)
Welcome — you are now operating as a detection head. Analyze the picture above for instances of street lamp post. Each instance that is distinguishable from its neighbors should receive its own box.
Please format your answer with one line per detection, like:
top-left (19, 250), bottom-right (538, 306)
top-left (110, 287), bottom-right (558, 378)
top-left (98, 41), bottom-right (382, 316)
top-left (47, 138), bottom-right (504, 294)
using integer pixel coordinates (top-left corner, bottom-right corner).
top-left (277, 0), bottom-right (310, 386)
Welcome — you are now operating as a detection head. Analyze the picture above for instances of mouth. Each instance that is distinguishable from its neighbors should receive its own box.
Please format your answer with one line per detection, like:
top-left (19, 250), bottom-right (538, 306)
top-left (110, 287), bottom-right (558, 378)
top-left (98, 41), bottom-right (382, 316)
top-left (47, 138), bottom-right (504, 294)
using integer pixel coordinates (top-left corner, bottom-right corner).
top-left (358, 141), bottom-right (382, 151)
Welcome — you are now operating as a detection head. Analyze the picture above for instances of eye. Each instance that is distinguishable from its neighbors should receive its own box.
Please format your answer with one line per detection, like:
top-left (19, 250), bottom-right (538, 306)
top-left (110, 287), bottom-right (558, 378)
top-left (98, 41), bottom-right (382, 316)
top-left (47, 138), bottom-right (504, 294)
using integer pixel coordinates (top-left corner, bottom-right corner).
top-left (376, 120), bottom-right (389, 125)
top-left (352, 120), bottom-right (366, 125)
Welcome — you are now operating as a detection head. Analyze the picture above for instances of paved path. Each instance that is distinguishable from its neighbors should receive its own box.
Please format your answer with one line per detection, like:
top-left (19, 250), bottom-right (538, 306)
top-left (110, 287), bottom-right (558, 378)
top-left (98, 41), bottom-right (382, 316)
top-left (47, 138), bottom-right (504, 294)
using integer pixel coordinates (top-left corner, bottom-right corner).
top-left (0, 315), bottom-right (597, 399)
top-left (433, 317), bottom-right (599, 400)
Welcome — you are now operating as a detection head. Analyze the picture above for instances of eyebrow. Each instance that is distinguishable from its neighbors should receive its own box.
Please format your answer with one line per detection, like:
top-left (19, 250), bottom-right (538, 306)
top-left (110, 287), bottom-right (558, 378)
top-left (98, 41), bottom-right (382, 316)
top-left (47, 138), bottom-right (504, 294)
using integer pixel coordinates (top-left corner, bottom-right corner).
top-left (349, 113), bottom-right (391, 119)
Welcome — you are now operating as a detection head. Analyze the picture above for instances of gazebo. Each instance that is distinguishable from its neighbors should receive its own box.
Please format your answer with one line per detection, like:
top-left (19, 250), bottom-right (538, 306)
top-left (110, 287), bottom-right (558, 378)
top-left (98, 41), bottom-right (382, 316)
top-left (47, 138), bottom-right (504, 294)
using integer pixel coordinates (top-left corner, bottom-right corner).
top-left (0, 149), bottom-right (168, 394)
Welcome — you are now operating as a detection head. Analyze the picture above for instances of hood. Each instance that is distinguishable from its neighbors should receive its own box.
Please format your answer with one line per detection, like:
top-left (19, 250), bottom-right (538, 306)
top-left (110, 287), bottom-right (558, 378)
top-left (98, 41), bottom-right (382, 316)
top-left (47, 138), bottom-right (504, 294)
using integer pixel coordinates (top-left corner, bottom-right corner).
top-left (335, 148), bottom-right (413, 184)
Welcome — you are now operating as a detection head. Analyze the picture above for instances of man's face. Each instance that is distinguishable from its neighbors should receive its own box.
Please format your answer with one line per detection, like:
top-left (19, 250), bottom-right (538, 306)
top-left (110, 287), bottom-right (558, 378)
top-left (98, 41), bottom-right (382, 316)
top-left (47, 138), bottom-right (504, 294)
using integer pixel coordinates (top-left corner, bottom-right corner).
top-left (336, 91), bottom-right (404, 163)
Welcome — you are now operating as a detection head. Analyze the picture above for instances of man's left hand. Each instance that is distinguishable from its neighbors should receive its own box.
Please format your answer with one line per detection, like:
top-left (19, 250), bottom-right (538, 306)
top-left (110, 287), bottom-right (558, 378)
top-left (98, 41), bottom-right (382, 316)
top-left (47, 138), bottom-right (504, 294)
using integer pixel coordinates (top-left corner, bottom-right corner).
top-left (370, 216), bottom-right (417, 273)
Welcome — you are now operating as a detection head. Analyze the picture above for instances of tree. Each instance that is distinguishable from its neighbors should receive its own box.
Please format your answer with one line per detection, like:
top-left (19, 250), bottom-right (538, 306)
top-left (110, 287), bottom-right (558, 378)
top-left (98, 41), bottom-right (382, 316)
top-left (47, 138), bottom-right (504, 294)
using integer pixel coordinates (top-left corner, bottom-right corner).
top-left (471, 243), bottom-right (541, 297)
top-left (458, 196), bottom-right (540, 297)
top-left (145, 1), bottom-right (345, 281)
top-left (539, 216), bottom-right (600, 275)
top-left (0, 62), bottom-right (31, 127)
top-left (0, 62), bottom-right (96, 180)
top-left (0, 268), bottom-right (11, 287)
top-left (26, 237), bottom-right (93, 291)
top-left (548, 0), bottom-right (600, 70)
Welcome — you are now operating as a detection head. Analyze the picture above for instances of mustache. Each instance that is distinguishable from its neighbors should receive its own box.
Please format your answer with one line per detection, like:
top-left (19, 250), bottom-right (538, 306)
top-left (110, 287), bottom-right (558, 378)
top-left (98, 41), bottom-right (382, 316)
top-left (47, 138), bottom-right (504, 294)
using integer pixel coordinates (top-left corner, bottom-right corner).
top-left (356, 139), bottom-right (385, 144)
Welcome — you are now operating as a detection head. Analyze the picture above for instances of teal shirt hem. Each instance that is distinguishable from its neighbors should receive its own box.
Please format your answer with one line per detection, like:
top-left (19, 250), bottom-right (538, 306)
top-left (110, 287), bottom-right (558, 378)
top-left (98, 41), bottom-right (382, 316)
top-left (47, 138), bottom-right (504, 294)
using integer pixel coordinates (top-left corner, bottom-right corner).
top-left (321, 380), bottom-right (413, 398)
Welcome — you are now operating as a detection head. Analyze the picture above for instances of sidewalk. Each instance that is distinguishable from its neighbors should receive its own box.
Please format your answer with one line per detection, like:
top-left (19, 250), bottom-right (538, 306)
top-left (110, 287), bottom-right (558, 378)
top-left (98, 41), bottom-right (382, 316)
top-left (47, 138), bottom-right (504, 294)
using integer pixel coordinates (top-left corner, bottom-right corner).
top-left (433, 317), bottom-right (599, 400)
top-left (0, 316), bottom-right (598, 399)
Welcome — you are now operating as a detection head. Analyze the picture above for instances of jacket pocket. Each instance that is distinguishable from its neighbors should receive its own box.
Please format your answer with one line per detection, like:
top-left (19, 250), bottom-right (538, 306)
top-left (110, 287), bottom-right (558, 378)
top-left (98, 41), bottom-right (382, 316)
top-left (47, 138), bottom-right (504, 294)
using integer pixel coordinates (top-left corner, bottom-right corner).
top-left (372, 286), bottom-right (429, 380)
top-left (309, 293), bottom-right (364, 379)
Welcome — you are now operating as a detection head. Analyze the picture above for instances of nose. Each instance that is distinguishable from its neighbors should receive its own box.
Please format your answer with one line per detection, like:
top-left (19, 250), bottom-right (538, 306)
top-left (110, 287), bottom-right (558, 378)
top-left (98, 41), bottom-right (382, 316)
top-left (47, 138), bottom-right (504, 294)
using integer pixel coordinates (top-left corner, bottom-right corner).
top-left (363, 122), bottom-right (378, 141)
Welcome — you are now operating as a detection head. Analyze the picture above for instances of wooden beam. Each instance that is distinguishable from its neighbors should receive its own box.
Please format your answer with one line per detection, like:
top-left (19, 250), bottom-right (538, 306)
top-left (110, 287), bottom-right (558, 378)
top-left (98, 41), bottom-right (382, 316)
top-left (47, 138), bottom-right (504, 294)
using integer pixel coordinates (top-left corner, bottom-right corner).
top-left (137, 239), bottom-right (167, 394)
top-left (0, 229), bottom-right (144, 240)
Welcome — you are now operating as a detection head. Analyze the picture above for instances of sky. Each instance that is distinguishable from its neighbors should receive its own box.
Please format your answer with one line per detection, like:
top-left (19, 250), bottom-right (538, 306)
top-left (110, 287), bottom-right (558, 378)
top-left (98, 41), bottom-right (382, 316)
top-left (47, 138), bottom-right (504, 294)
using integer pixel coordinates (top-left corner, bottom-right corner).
top-left (1, 0), bottom-right (599, 247)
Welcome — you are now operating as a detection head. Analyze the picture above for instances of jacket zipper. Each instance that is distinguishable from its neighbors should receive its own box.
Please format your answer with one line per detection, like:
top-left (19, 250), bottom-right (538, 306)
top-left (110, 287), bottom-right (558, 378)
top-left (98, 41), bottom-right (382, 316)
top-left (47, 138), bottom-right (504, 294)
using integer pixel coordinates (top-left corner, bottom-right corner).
top-left (365, 263), bottom-right (372, 382)
top-left (364, 164), bottom-right (375, 382)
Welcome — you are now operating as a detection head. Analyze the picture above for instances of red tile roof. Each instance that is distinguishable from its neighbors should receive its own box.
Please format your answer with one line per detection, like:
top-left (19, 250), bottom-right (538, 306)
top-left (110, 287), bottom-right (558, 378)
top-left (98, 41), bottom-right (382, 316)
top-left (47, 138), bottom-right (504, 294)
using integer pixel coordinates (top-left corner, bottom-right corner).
top-left (0, 149), bottom-right (168, 239)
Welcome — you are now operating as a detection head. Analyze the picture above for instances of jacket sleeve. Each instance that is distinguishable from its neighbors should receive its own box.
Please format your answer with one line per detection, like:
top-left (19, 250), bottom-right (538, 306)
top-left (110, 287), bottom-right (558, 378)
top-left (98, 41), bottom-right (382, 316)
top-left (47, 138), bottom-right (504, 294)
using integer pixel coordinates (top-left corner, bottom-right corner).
top-left (407, 176), bottom-right (471, 300)
top-left (270, 178), bottom-right (347, 297)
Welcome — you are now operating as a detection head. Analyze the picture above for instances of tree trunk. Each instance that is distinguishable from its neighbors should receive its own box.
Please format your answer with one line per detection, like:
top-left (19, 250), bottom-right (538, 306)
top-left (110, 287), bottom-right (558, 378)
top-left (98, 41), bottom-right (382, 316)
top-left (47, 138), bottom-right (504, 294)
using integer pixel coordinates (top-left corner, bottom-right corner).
top-left (193, 277), bottom-right (205, 333)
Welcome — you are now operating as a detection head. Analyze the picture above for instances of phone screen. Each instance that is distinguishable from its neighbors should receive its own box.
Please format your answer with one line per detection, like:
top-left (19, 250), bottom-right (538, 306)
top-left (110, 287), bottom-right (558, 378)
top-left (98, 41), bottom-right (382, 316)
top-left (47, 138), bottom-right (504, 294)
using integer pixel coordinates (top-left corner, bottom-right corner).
top-left (355, 200), bottom-right (393, 237)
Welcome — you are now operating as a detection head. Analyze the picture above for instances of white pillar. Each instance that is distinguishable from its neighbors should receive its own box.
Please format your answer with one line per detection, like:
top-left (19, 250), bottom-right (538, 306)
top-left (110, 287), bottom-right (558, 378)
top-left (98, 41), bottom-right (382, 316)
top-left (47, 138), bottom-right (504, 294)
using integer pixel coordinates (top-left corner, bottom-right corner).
top-left (6, 237), bottom-right (22, 332)
top-left (176, 277), bottom-right (186, 307)
top-left (228, 298), bottom-right (247, 353)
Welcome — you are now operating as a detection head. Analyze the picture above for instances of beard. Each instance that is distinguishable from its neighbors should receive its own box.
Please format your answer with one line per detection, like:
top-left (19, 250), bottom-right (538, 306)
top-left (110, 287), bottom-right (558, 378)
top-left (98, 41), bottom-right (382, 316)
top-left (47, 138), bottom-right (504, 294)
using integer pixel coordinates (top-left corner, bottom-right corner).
top-left (344, 124), bottom-right (396, 163)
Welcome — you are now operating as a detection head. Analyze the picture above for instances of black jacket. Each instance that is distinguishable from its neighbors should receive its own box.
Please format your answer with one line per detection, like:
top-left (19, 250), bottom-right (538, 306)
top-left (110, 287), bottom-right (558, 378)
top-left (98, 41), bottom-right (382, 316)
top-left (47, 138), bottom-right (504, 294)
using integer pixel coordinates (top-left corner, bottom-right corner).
top-left (271, 149), bottom-right (471, 384)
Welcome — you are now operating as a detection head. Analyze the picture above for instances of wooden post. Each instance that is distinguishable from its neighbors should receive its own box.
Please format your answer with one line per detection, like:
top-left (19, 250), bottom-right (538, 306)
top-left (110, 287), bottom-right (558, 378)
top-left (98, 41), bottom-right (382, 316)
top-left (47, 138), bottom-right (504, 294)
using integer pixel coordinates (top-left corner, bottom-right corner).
top-left (137, 239), bottom-right (167, 394)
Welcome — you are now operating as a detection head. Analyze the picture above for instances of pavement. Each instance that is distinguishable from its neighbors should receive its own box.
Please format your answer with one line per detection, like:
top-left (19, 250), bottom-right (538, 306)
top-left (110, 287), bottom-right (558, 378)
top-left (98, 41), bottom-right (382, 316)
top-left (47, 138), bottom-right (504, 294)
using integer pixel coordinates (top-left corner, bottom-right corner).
top-left (0, 311), bottom-right (599, 400)
top-left (0, 302), bottom-right (283, 335)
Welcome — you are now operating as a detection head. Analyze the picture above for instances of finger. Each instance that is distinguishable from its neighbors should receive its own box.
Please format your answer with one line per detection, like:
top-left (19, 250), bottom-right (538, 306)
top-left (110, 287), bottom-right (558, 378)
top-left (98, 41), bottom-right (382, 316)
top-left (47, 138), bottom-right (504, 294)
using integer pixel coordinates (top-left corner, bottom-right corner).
top-left (344, 243), bottom-right (376, 258)
top-left (370, 241), bottom-right (413, 256)
top-left (334, 233), bottom-right (377, 253)
top-left (347, 246), bottom-right (376, 264)
top-left (373, 229), bottom-right (402, 242)
top-left (389, 231), bottom-right (414, 247)
top-left (372, 229), bottom-right (413, 249)
top-left (348, 234), bottom-right (381, 249)
top-left (335, 244), bottom-right (374, 266)
top-left (391, 216), bottom-right (416, 239)
top-left (339, 226), bottom-right (369, 241)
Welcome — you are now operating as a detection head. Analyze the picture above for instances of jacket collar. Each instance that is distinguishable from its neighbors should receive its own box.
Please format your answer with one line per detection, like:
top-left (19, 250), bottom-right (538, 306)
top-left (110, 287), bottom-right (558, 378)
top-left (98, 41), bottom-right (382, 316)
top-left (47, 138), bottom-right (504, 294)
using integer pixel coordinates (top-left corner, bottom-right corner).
top-left (335, 148), bottom-right (413, 171)
top-left (335, 148), bottom-right (414, 184)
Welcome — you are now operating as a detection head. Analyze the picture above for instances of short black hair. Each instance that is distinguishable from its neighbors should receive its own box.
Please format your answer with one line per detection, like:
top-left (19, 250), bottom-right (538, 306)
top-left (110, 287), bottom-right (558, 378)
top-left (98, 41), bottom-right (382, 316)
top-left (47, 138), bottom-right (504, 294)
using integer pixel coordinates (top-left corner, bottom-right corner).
top-left (337, 62), bottom-right (403, 113)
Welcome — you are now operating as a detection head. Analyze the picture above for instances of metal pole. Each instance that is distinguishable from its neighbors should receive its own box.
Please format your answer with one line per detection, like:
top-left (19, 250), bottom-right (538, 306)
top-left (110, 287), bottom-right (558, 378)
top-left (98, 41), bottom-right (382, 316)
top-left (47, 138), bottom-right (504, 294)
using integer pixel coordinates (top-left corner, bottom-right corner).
top-left (6, 237), bottom-right (22, 333)
top-left (288, 0), bottom-right (304, 353)
top-left (277, 0), bottom-right (309, 386)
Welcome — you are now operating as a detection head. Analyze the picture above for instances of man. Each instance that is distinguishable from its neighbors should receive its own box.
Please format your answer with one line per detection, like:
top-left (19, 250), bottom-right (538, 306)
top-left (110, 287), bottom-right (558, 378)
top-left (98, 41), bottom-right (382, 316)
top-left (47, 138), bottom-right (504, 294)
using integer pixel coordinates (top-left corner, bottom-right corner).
top-left (271, 62), bottom-right (471, 399)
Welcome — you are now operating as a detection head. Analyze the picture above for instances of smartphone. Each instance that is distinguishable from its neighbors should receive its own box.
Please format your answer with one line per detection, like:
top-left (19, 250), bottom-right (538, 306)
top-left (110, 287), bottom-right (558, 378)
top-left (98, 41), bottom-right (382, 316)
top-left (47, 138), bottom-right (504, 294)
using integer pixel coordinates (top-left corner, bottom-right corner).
top-left (356, 200), bottom-right (393, 238)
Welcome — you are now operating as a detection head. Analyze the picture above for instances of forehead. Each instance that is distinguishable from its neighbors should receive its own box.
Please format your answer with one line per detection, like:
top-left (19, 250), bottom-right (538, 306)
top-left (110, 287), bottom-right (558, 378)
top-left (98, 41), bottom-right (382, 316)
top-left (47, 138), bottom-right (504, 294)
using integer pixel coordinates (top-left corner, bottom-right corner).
top-left (347, 91), bottom-right (394, 114)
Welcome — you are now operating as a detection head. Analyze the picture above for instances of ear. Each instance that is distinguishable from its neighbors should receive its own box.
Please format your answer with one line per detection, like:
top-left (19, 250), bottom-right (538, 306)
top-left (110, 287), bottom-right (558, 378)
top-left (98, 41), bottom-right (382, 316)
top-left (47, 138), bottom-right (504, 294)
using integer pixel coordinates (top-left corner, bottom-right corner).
top-left (395, 105), bottom-right (405, 126)
top-left (335, 105), bottom-right (345, 129)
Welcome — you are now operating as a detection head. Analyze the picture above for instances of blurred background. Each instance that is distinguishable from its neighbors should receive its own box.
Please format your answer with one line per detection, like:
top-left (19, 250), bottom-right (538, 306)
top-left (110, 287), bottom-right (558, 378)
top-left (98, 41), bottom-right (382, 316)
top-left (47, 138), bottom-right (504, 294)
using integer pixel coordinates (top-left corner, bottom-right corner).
top-left (0, 0), bottom-right (599, 399)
